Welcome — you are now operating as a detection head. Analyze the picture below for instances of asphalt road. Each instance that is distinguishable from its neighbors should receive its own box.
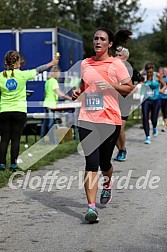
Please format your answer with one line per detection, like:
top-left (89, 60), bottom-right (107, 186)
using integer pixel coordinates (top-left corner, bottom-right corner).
top-left (0, 123), bottom-right (167, 252)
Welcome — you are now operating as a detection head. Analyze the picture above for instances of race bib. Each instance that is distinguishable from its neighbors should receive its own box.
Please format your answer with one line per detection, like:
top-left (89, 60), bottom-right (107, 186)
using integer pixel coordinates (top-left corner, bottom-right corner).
top-left (163, 88), bottom-right (167, 94)
top-left (147, 89), bottom-right (154, 97)
top-left (85, 92), bottom-right (103, 110)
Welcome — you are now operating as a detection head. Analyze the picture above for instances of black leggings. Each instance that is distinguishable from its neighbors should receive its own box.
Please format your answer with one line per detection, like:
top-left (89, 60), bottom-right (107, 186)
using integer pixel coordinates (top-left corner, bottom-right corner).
top-left (142, 99), bottom-right (161, 137)
top-left (78, 121), bottom-right (121, 172)
top-left (0, 112), bottom-right (27, 164)
top-left (161, 99), bottom-right (167, 119)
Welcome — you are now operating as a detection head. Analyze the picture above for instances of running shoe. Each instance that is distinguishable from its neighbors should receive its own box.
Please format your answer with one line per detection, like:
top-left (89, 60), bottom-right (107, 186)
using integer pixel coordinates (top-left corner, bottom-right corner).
top-left (144, 136), bottom-right (151, 144)
top-left (100, 188), bottom-right (112, 205)
top-left (114, 150), bottom-right (122, 161)
top-left (10, 164), bottom-right (18, 172)
top-left (85, 207), bottom-right (99, 223)
top-left (0, 164), bottom-right (6, 171)
top-left (152, 128), bottom-right (158, 137)
top-left (117, 149), bottom-right (127, 161)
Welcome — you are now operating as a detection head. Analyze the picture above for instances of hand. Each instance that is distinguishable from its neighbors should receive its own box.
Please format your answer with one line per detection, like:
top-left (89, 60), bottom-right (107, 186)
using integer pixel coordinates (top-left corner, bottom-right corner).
top-left (51, 58), bottom-right (59, 66)
top-left (95, 81), bottom-right (112, 90)
top-left (72, 88), bottom-right (82, 101)
top-left (46, 58), bottom-right (59, 69)
top-left (159, 87), bottom-right (166, 94)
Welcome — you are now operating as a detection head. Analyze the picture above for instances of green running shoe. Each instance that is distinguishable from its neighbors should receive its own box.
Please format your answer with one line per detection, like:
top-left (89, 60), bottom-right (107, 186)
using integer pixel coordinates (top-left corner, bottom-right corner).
top-left (100, 188), bottom-right (112, 205)
top-left (85, 207), bottom-right (99, 223)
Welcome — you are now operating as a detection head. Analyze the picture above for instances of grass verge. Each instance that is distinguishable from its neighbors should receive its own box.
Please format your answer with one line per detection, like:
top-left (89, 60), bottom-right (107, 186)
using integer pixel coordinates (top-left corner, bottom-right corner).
top-left (0, 111), bottom-right (142, 188)
top-left (0, 137), bottom-right (77, 188)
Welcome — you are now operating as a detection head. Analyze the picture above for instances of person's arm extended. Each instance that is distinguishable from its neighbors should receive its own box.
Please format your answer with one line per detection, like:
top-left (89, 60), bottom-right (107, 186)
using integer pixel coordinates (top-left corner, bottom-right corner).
top-left (36, 58), bottom-right (59, 74)
top-left (54, 88), bottom-right (72, 101)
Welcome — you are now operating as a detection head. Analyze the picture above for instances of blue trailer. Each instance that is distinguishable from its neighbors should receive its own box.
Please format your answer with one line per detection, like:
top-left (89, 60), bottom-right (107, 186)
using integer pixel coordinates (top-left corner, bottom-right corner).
top-left (0, 27), bottom-right (83, 113)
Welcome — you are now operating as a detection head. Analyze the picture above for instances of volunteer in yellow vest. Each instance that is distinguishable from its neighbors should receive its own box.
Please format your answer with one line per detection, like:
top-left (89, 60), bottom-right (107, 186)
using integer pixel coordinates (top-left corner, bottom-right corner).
top-left (0, 50), bottom-right (59, 172)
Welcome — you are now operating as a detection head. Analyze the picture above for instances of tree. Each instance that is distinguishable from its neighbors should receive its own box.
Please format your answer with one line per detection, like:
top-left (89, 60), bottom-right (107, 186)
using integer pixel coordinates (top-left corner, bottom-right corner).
top-left (95, 0), bottom-right (144, 32)
top-left (0, 0), bottom-right (60, 29)
top-left (30, 0), bottom-right (60, 28)
top-left (54, 0), bottom-right (96, 57)
top-left (149, 8), bottom-right (167, 67)
top-left (0, 0), bottom-right (145, 58)
top-left (127, 36), bottom-right (158, 71)
top-left (0, 0), bottom-right (34, 28)
top-left (0, 0), bottom-right (153, 67)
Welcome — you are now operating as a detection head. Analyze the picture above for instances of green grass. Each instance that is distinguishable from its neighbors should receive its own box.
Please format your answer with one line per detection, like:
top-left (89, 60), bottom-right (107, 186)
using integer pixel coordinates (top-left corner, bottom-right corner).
top-left (0, 109), bottom-right (142, 188)
top-left (0, 136), bottom-right (77, 188)
top-left (125, 117), bottom-right (141, 130)
top-left (125, 108), bottom-right (142, 130)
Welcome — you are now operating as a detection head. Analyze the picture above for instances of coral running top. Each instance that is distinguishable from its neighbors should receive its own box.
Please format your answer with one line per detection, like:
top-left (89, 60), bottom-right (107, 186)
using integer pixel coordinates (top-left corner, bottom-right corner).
top-left (78, 56), bottom-right (131, 125)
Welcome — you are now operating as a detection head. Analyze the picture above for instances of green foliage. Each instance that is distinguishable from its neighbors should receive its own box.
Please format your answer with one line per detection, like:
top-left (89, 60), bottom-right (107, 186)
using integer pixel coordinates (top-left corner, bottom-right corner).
top-left (0, 0), bottom-right (144, 58)
top-left (150, 8), bottom-right (167, 67)
top-left (0, 0), bottom-right (166, 70)
top-left (131, 8), bottom-right (167, 70)
top-left (55, 0), bottom-right (96, 57)
top-left (128, 36), bottom-right (158, 70)
top-left (0, 137), bottom-right (77, 188)
top-left (0, 0), bottom-right (33, 28)
top-left (95, 0), bottom-right (143, 31)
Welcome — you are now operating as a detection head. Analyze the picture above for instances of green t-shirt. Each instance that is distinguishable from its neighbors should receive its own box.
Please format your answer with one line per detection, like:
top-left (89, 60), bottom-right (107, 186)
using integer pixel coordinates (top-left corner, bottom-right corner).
top-left (0, 69), bottom-right (36, 113)
top-left (43, 78), bottom-right (59, 108)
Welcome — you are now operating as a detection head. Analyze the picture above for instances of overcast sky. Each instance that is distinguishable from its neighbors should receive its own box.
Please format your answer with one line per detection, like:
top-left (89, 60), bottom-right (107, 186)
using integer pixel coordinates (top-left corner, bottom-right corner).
top-left (135, 0), bottom-right (167, 35)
